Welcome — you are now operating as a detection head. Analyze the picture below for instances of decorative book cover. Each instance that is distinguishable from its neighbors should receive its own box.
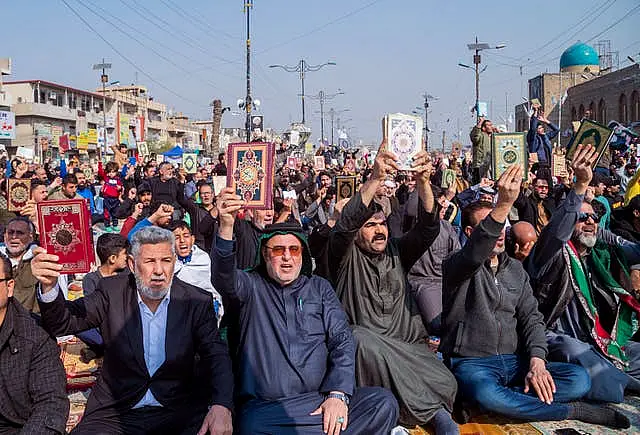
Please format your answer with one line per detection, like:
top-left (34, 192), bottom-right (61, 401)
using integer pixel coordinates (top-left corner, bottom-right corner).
top-left (227, 142), bottom-right (274, 209)
top-left (565, 119), bottom-right (614, 168)
top-left (287, 156), bottom-right (297, 170)
top-left (552, 153), bottom-right (568, 179)
top-left (314, 156), bottom-right (325, 170)
top-left (491, 132), bottom-right (528, 181)
top-left (336, 176), bottom-right (356, 202)
top-left (212, 176), bottom-right (227, 196)
top-left (182, 153), bottom-right (197, 174)
top-left (383, 113), bottom-right (424, 171)
top-left (37, 199), bottom-right (94, 274)
top-left (7, 178), bottom-right (31, 212)
top-left (441, 169), bottom-right (456, 189)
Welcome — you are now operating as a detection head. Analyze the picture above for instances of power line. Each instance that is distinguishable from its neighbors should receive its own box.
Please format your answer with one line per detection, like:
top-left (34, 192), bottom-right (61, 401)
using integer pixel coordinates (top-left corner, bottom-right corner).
top-left (586, 3), bottom-right (640, 43)
top-left (59, 0), bottom-right (203, 107)
top-left (158, 0), bottom-right (239, 42)
top-left (74, 0), bottom-right (229, 92)
top-left (258, 0), bottom-right (387, 54)
top-left (513, 0), bottom-right (614, 62)
top-left (119, 0), bottom-right (239, 65)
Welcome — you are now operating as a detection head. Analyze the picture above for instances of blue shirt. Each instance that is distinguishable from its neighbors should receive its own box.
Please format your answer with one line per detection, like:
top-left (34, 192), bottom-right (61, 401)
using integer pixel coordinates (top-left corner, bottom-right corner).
top-left (77, 187), bottom-right (95, 214)
top-left (133, 290), bottom-right (171, 408)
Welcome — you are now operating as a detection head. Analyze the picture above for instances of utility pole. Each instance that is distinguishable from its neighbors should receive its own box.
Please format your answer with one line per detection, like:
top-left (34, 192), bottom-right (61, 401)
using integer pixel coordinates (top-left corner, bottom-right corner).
top-left (421, 94), bottom-right (438, 151)
top-left (211, 99), bottom-right (222, 157)
top-left (244, 1), bottom-right (253, 142)
top-left (309, 90), bottom-right (343, 144)
top-left (442, 130), bottom-right (446, 152)
top-left (93, 59), bottom-right (111, 161)
top-left (269, 59), bottom-right (336, 125)
top-left (466, 37), bottom-right (506, 122)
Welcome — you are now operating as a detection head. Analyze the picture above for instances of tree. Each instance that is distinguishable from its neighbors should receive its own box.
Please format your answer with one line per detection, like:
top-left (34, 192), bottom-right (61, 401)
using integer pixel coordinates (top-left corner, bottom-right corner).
top-left (211, 99), bottom-right (223, 157)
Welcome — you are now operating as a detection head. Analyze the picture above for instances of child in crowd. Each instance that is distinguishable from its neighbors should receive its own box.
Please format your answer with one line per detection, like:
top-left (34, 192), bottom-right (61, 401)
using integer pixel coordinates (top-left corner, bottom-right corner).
top-left (82, 233), bottom-right (129, 296)
top-left (101, 161), bottom-right (123, 232)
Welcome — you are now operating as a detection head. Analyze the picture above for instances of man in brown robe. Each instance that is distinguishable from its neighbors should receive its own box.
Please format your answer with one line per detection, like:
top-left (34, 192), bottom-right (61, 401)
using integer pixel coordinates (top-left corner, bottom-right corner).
top-left (328, 144), bottom-right (458, 433)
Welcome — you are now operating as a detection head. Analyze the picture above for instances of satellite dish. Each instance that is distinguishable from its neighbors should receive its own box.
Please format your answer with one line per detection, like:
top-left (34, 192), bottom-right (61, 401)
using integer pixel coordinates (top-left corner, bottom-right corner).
top-left (237, 99), bottom-right (244, 109)
top-left (254, 99), bottom-right (261, 107)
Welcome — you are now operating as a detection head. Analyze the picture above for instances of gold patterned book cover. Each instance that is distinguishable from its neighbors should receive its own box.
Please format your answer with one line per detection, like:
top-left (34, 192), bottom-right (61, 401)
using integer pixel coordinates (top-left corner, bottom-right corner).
top-left (8, 178), bottom-right (30, 212)
top-left (227, 142), bottom-right (274, 209)
top-left (565, 119), bottom-right (614, 168)
top-left (336, 176), bottom-right (356, 202)
top-left (491, 133), bottom-right (528, 181)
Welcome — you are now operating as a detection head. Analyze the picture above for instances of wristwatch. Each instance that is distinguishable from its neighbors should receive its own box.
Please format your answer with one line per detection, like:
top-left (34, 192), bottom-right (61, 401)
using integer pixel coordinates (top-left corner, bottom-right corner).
top-left (326, 392), bottom-right (350, 406)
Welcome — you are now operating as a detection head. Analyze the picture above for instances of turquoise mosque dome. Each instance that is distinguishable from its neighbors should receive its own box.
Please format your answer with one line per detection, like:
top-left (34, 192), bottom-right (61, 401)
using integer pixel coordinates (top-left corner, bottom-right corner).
top-left (560, 42), bottom-right (600, 72)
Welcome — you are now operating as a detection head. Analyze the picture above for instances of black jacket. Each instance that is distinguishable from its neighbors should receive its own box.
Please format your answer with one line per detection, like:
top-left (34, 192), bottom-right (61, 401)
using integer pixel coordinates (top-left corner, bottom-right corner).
top-left (514, 190), bottom-right (557, 230)
top-left (441, 214), bottom-right (548, 360)
top-left (38, 274), bottom-right (233, 417)
top-left (0, 299), bottom-right (68, 434)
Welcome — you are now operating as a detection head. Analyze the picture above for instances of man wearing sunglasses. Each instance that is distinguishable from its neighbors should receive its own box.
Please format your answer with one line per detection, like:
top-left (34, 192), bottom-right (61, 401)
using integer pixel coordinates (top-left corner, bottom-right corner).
top-left (528, 144), bottom-right (640, 407)
top-left (212, 188), bottom-right (398, 435)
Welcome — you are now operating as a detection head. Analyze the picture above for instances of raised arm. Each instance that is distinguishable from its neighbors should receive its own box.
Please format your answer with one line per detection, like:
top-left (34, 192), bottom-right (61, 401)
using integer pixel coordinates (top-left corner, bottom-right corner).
top-left (528, 144), bottom-right (597, 270)
top-left (397, 150), bottom-right (440, 270)
top-left (443, 165), bottom-right (523, 287)
top-left (32, 247), bottom-right (108, 336)
top-left (211, 187), bottom-right (250, 303)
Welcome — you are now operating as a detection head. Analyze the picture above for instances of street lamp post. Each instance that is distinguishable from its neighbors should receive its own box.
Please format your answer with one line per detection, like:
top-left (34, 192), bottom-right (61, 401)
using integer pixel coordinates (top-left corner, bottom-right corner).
top-left (327, 108), bottom-right (350, 145)
top-left (308, 90), bottom-right (344, 144)
top-left (269, 60), bottom-right (336, 124)
top-left (244, 1), bottom-right (253, 142)
top-left (464, 37), bottom-right (506, 121)
top-left (93, 59), bottom-right (111, 161)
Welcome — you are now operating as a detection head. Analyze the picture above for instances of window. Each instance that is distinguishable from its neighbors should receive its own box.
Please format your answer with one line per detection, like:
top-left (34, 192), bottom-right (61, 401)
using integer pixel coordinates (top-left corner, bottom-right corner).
top-left (68, 94), bottom-right (77, 109)
top-left (619, 94), bottom-right (628, 124)
top-left (631, 91), bottom-right (639, 122)
top-left (80, 96), bottom-right (91, 112)
top-left (588, 101), bottom-right (595, 119)
top-left (598, 98), bottom-right (606, 124)
top-left (579, 104), bottom-right (585, 119)
top-left (39, 90), bottom-right (46, 104)
top-left (571, 106), bottom-right (577, 121)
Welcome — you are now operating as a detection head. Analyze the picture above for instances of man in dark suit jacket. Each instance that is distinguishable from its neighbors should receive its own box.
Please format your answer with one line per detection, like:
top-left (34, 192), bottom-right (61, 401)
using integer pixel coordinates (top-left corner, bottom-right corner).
top-left (0, 254), bottom-right (68, 434)
top-left (32, 226), bottom-right (233, 435)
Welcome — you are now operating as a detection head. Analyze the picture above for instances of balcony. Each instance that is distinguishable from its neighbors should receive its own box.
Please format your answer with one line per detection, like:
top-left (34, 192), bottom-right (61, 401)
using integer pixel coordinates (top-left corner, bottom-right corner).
top-left (12, 102), bottom-right (76, 121)
top-left (0, 90), bottom-right (12, 107)
top-left (147, 119), bottom-right (165, 130)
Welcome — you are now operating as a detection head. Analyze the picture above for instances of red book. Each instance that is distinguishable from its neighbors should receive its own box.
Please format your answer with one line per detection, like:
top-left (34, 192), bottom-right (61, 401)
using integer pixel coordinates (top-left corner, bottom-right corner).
top-left (37, 199), bottom-right (94, 274)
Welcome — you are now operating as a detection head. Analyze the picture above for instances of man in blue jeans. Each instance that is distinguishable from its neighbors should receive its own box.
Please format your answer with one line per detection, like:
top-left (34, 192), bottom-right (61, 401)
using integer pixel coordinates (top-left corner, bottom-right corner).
top-left (441, 158), bottom-right (630, 429)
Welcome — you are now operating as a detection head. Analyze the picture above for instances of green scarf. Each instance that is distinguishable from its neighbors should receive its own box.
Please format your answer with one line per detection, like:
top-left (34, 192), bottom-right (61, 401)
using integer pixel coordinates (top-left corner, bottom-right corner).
top-left (565, 241), bottom-right (640, 368)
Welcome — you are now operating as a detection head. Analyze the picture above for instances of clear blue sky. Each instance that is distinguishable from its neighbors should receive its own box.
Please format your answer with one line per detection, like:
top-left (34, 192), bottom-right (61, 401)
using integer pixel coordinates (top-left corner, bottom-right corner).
top-left (4, 0), bottom-right (639, 146)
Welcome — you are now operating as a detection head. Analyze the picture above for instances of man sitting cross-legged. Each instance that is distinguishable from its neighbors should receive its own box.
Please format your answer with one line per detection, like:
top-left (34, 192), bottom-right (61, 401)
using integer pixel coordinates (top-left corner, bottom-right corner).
top-left (441, 163), bottom-right (629, 429)
top-left (212, 187), bottom-right (399, 435)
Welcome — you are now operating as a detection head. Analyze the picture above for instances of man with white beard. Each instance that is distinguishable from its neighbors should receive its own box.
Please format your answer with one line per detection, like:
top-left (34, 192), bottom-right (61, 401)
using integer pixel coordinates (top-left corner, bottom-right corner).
top-left (31, 226), bottom-right (234, 434)
top-left (528, 144), bottom-right (640, 405)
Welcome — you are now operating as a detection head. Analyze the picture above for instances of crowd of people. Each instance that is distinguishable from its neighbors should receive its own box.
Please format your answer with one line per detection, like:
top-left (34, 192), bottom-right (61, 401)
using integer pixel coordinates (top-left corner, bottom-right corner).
top-left (0, 116), bottom-right (639, 435)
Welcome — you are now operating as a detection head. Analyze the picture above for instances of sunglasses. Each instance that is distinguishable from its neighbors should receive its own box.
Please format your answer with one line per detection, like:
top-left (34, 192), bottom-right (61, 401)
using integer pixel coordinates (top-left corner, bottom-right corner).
top-left (264, 245), bottom-right (302, 257)
top-left (578, 212), bottom-right (598, 223)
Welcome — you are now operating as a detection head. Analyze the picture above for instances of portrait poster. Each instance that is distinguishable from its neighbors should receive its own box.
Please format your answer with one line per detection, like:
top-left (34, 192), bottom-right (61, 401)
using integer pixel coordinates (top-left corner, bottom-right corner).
top-left (314, 156), bottom-right (326, 170)
top-left (336, 176), bottom-right (356, 202)
top-left (227, 142), bottom-right (274, 209)
top-left (344, 158), bottom-right (356, 174)
top-left (37, 199), bottom-right (94, 274)
top-left (137, 141), bottom-right (149, 158)
top-left (182, 153), bottom-right (198, 174)
top-left (383, 113), bottom-right (423, 170)
top-left (441, 169), bottom-right (456, 189)
top-left (491, 133), bottom-right (528, 181)
top-left (565, 119), bottom-right (614, 168)
top-left (7, 178), bottom-right (31, 212)
top-left (287, 156), bottom-right (297, 170)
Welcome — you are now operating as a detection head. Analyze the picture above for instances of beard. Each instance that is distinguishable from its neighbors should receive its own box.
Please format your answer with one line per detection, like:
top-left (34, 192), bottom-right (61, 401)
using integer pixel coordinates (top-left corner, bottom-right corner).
top-left (135, 274), bottom-right (172, 300)
top-left (6, 244), bottom-right (27, 258)
top-left (575, 232), bottom-right (597, 248)
top-left (493, 245), bottom-right (505, 255)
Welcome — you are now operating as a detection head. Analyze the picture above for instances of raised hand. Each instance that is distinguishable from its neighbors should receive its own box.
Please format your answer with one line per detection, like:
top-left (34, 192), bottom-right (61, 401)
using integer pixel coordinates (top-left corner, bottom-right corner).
top-left (31, 247), bottom-right (62, 293)
top-left (491, 165), bottom-right (523, 224)
top-left (570, 144), bottom-right (597, 195)
top-left (216, 187), bottom-right (245, 240)
top-left (371, 140), bottom-right (399, 182)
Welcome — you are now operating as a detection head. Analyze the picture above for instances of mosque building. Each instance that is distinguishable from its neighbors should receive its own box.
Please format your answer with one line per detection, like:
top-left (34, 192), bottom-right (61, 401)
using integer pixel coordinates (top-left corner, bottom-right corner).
top-left (514, 41), bottom-right (639, 144)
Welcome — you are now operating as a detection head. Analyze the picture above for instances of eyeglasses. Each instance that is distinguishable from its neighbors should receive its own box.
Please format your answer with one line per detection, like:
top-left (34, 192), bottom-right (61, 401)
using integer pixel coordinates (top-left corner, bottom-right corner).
top-left (264, 245), bottom-right (302, 257)
top-left (578, 212), bottom-right (598, 223)
top-left (0, 278), bottom-right (12, 283)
